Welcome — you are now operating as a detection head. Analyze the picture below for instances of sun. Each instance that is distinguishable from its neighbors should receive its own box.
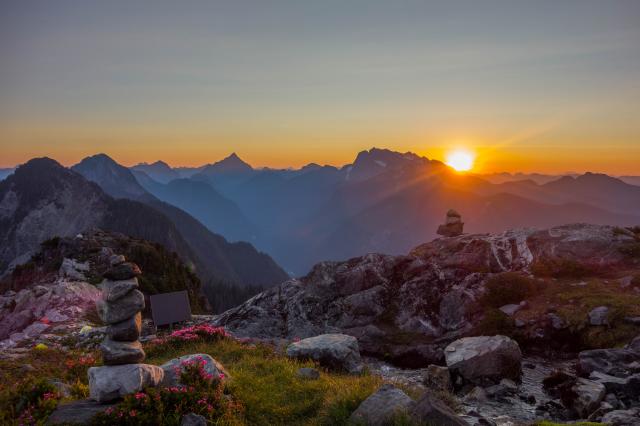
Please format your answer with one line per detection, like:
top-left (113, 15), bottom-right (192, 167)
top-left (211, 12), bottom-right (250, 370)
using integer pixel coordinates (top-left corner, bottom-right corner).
top-left (445, 149), bottom-right (475, 172)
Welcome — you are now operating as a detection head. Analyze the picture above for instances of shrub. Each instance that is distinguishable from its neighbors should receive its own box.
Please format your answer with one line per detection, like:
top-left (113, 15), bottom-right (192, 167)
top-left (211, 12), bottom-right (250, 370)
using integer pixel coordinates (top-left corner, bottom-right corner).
top-left (90, 360), bottom-right (239, 426)
top-left (619, 242), bottom-right (640, 259)
top-left (475, 309), bottom-right (515, 336)
top-left (64, 354), bottom-right (97, 381)
top-left (145, 325), bottom-right (230, 359)
top-left (482, 272), bottom-right (536, 308)
top-left (0, 378), bottom-right (60, 425)
top-left (531, 257), bottom-right (592, 279)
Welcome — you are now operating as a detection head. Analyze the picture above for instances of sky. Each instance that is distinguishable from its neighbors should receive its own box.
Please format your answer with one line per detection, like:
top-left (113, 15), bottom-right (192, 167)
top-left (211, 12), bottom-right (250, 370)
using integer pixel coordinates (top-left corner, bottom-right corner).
top-left (1, 0), bottom-right (639, 173)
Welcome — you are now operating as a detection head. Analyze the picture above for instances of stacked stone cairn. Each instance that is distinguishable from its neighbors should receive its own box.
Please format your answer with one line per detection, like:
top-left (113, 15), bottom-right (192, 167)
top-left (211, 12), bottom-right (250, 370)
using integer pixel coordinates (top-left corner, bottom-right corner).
top-left (436, 209), bottom-right (464, 237)
top-left (88, 255), bottom-right (164, 403)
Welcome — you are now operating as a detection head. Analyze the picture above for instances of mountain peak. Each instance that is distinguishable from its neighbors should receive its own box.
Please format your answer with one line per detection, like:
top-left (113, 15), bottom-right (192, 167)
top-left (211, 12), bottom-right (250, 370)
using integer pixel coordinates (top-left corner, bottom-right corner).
top-left (210, 152), bottom-right (253, 172)
top-left (72, 154), bottom-right (149, 200)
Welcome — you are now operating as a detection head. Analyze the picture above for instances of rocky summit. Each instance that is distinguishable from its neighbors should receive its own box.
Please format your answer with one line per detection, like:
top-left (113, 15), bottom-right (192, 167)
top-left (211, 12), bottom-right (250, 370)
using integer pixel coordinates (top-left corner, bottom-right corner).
top-left (214, 224), bottom-right (640, 365)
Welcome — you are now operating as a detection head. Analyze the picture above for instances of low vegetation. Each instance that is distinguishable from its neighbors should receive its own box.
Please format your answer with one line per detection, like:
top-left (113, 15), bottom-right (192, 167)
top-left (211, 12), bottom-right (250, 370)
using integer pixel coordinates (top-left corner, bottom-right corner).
top-left (531, 257), bottom-right (594, 279)
top-left (0, 329), bottom-right (382, 425)
top-left (483, 275), bottom-right (640, 350)
top-left (481, 272), bottom-right (538, 308)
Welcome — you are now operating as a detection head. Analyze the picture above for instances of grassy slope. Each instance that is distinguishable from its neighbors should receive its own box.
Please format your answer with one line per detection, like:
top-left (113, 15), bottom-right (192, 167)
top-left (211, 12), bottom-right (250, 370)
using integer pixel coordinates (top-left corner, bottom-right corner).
top-left (0, 339), bottom-right (383, 426)
top-left (144, 339), bottom-right (382, 425)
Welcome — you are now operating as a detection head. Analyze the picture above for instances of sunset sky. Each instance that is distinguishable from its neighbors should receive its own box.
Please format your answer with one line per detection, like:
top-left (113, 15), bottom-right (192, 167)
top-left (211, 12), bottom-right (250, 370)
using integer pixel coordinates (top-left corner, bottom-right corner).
top-left (1, 1), bottom-right (639, 173)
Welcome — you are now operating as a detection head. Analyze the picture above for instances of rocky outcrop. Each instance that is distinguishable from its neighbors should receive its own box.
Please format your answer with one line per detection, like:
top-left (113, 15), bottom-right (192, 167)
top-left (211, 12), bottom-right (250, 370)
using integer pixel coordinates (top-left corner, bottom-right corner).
top-left (0, 280), bottom-right (101, 348)
top-left (213, 224), bottom-right (639, 367)
top-left (286, 334), bottom-right (364, 374)
top-left (444, 335), bottom-right (522, 386)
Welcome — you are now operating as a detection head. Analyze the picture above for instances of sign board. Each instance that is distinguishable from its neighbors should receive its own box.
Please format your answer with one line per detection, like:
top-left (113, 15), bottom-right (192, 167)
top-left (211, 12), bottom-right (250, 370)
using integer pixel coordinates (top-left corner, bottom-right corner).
top-left (150, 290), bottom-right (192, 326)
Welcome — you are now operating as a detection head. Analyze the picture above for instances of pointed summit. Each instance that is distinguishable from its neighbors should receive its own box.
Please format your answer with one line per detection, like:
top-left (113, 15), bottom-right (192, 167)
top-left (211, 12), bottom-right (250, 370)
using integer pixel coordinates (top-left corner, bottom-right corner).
top-left (213, 152), bottom-right (253, 172)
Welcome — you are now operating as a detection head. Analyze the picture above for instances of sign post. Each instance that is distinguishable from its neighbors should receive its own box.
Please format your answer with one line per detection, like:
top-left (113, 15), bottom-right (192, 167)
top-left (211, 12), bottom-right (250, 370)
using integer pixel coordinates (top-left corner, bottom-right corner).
top-left (149, 290), bottom-right (192, 327)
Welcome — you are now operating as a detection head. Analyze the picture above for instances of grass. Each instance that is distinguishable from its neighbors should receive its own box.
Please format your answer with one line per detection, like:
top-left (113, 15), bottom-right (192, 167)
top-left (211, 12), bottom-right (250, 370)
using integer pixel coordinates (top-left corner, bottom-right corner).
top-left (145, 338), bottom-right (383, 426)
top-left (0, 339), bottom-right (382, 425)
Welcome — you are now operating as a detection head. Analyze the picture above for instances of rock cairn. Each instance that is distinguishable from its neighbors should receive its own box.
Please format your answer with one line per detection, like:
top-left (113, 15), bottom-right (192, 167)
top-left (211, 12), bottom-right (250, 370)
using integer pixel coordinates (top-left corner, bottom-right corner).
top-left (436, 209), bottom-right (464, 237)
top-left (98, 256), bottom-right (145, 364)
top-left (88, 255), bottom-right (164, 403)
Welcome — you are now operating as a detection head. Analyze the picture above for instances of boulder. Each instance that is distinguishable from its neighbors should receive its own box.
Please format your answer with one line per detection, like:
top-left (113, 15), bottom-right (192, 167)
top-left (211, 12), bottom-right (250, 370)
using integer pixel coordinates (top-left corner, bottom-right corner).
top-left (349, 384), bottom-right (413, 426)
top-left (181, 413), bottom-right (207, 426)
top-left (286, 334), bottom-right (364, 374)
top-left (97, 289), bottom-right (144, 324)
top-left (103, 262), bottom-right (142, 281)
top-left (578, 348), bottom-right (640, 377)
top-left (498, 304), bottom-right (521, 317)
top-left (106, 313), bottom-right (141, 342)
top-left (409, 392), bottom-right (468, 425)
top-left (59, 258), bottom-right (90, 281)
top-left (88, 364), bottom-right (164, 403)
top-left (109, 254), bottom-right (126, 266)
top-left (100, 338), bottom-right (145, 365)
top-left (589, 371), bottom-right (640, 398)
top-left (47, 399), bottom-right (115, 425)
top-left (296, 367), bottom-right (320, 380)
top-left (444, 335), bottom-right (522, 385)
top-left (424, 365), bottom-right (453, 392)
top-left (601, 408), bottom-right (640, 426)
top-left (101, 278), bottom-right (139, 303)
top-left (571, 377), bottom-right (606, 418)
top-left (589, 306), bottom-right (609, 326)
top-left (161, 353), bottom-right (228, 387)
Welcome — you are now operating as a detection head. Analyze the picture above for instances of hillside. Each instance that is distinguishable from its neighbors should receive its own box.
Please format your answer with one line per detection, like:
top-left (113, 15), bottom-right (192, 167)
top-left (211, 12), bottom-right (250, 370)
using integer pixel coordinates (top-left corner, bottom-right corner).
top-left (3, 229), bottom-right (209, 312)
top-left (71, 154), bottom-right (289, 289)
top-left (1, 158), bottom-right (288, 312)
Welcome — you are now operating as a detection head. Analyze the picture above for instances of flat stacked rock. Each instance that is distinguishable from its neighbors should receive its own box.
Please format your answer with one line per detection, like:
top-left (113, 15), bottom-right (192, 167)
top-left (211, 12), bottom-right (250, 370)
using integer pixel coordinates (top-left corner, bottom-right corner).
top-left (436, 209), bottom-right (464, 237)
top-left (97, 258), bottom-right (144, 364)
top-left (88, 256), bottom-right (164, 403)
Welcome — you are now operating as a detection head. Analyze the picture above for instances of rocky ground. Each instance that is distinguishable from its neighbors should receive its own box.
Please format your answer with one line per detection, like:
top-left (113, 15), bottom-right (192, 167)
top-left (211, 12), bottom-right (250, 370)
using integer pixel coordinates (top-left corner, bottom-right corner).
top-left (210, 223), bottom-right (640, 424)
top-left (2, 223), bottom-right (640, 425)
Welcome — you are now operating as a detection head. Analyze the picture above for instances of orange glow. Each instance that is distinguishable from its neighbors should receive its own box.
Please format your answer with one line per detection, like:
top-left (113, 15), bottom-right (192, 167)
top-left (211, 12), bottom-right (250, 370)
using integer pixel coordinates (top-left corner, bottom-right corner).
top-left (445, 149), bottom-right (475, 172)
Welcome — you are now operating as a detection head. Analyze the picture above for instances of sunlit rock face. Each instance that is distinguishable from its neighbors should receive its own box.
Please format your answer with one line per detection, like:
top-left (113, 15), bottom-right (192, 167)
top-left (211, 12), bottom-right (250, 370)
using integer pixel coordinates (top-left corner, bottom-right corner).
top-left (213, 224), bottom-right (639, 367)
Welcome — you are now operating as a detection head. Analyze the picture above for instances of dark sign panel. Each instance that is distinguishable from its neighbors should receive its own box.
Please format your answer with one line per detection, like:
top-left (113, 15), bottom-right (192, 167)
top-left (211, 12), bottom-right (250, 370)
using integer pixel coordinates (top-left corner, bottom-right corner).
top-left (150, 290), bottom-right (192, 326)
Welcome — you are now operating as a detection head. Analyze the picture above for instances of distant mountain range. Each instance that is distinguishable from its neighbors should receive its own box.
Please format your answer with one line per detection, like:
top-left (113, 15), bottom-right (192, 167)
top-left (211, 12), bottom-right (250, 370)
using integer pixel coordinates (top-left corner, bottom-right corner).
top-left (2, 149), bottom-right (639, 278)
top-left (123, 148), bottom-right (640, 275)
top-left (0, 157), bottom-right (289, 312)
